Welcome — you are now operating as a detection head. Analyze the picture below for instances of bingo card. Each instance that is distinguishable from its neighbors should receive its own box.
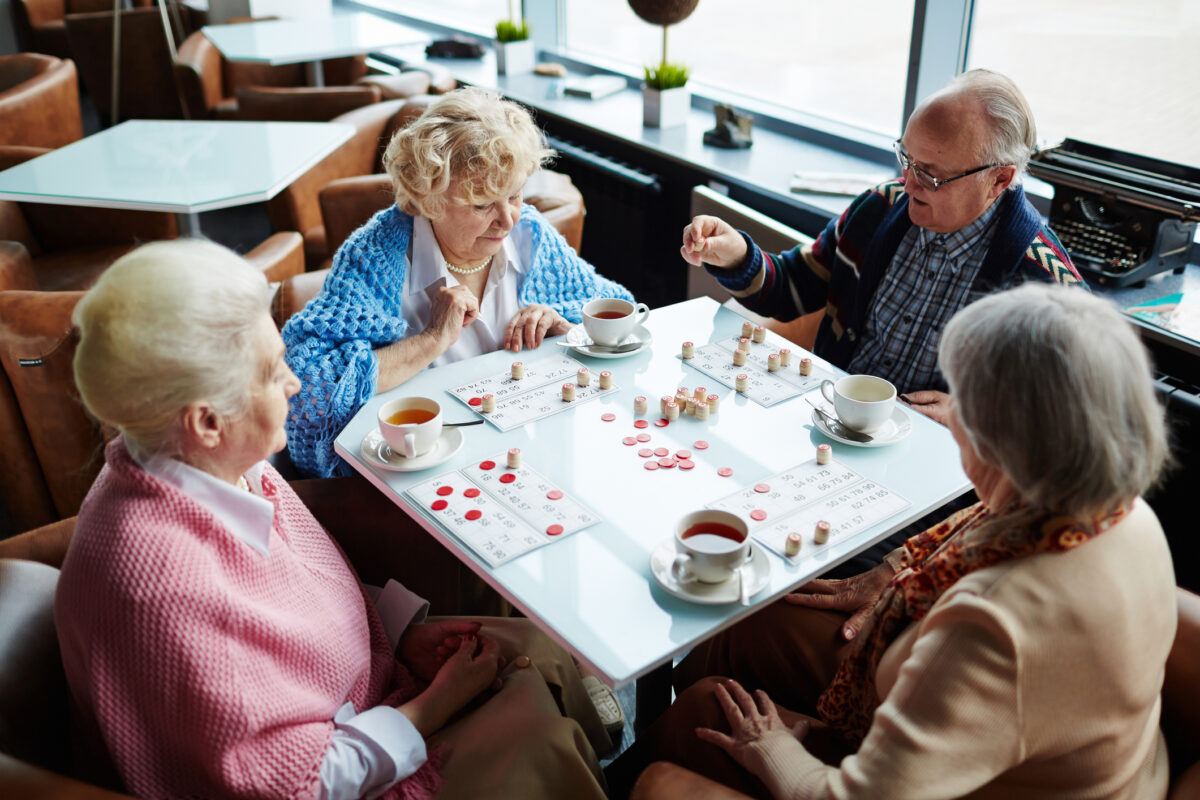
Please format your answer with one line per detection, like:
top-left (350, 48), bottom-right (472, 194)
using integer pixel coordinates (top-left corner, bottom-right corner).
top-left (681, 336), bottom-right (834, 406)
top-left (449, 354), bottom-right (618, 431)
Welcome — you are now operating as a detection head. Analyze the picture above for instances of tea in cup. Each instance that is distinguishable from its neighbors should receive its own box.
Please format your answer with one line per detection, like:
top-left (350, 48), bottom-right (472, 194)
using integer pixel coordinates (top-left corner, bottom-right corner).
top-left (378, 396), bottom-right (443, 458)
top-left (581, 297), bottom-right (651, 346)
top-left (671, 510), bottom-right (750, 584)
top-left (819, 374), bottom-right (896, 434)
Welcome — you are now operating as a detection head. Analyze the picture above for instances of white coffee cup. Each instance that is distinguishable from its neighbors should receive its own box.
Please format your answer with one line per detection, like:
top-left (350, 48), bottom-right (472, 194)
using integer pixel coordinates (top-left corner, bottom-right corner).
top-left (820, 374), bottom-right (896, 434)
top-left (378, 396), bottom-right (443, 459)
top-left (670, 509), bottom-right (751, 585)
top-left (581, 297), bottom-right (650, 346)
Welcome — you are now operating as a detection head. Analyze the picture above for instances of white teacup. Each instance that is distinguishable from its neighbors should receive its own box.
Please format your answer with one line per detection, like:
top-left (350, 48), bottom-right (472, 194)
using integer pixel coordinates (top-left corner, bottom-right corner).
top-left (820, 374), bottom-right (896, 434)
top-left (671, 510), bottom-right (750, 585)
top-left (581, 297), bottom-right (650, 346)
top-left (378, 396), bottom-right (443, 459)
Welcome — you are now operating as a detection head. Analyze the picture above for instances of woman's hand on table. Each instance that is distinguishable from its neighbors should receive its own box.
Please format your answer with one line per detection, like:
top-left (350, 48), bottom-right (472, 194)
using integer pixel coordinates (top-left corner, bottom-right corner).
top-left (398, 633), bottom-right (503, 736)
top-left (696, 680), bottom-right (810, 780)
top-left (784, 561), bottom-right (895, 641)
top-left (504, 304), bottom-right (572, 352)
top-left (681, 215), bottom-right (748, 268)
top-left (397, 620), bottom-right (483, 683)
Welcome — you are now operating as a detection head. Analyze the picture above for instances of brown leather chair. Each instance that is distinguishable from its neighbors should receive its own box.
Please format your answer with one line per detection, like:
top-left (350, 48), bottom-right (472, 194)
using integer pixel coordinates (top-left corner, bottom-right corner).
top-left (0, 233), bottom-right (305, 535)
top-left (64, 7), bottom-right (185, 122)
top-left (10, 0), bottom-right (148, 60)
top-left (235, 83), bottom-right (383, 122)
top-left (0, 53), bottom-right (84, 149)
top-left (629, 588), bottom-right (1200, 800)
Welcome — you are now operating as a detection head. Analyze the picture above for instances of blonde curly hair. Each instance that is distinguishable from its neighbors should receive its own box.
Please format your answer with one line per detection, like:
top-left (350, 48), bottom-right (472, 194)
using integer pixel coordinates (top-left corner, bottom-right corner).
top-left (383, 87), bottom-right (554, 220)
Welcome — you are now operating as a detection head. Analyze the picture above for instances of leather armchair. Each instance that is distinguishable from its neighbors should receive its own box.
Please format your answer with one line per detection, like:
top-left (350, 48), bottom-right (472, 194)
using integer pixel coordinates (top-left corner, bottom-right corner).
top-left (235, 84), bottom-right (383, 122)
top-left (0, 53), bottom-right (84, 149)
top-left (10, 0), bottom-right (148, 60)
top-left (630, 588), bottom-right (1200, 800)
top-left (0, 232), bottom-right (305, 535)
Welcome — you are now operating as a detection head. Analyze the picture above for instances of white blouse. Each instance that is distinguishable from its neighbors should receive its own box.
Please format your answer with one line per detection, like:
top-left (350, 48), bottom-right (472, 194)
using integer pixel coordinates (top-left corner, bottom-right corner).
top-left (403, 215), bottom-right (530, 368)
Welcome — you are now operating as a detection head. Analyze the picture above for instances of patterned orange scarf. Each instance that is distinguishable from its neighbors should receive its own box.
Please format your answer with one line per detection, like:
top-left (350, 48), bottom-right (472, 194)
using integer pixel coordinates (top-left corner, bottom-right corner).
top-left (816, 500), bottom-right (1131, 746)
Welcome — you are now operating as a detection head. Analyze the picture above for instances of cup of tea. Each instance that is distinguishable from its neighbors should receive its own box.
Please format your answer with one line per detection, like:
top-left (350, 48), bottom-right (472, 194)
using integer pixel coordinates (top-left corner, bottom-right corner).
top-left (671, 509), bottom-right (751, 585)
top-left (819, 374), bottom-right (896, 434)
top-left (378, 396), bottom-right (443, 458)
top-left (581, 297), bottom-right (651, 346)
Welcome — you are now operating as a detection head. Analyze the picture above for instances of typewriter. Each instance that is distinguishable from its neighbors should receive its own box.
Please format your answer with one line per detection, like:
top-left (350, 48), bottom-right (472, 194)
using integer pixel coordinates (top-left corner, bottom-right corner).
top-left (1028, 139), bottom-right (1200, 287)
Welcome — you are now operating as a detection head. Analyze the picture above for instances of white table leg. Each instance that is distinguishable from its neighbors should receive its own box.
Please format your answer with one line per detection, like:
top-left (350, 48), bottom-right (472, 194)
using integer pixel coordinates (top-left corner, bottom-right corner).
top-left (306, 60), bottom-right (326, 88)
top-left (178, 212), bottom-right (202, 238)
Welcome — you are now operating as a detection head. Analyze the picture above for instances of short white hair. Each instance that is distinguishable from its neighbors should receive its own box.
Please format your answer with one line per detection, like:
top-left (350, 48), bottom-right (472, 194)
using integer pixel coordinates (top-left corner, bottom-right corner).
top-left (73, 239), bottom-right (272, 457)
top-left (947, 68), bottom-right (1037, 177)
top-left (939, 284), bottom-right (1168, 517)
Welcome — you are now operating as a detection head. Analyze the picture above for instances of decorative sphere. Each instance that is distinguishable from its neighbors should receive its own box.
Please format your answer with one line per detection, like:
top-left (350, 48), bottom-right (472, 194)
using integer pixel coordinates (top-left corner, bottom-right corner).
top-left (627, 0), bottom-right (699, 26)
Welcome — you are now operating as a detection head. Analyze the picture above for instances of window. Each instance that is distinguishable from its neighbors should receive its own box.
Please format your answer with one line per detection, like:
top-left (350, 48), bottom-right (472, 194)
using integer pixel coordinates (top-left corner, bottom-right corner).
top-left (369, 0), bottom-right (509, 36)
top-left (968, 0), bottom-right (1200, 168)
top-left (561, 0), bottom-right (915, 136)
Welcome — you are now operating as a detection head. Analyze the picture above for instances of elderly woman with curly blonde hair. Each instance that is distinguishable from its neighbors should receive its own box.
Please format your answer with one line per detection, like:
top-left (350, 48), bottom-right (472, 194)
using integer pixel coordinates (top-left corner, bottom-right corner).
top-left (283, 86), bottom-right (633, 478)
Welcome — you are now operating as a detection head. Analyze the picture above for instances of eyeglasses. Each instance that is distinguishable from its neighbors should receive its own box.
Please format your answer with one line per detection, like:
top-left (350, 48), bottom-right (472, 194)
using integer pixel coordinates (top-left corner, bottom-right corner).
top-left (893, 140), bottom-right (1004, 192)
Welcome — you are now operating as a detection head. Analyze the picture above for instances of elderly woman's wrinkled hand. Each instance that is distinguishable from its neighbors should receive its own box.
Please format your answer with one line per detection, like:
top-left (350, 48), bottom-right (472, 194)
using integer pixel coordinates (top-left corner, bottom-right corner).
top-left (696, 681), bottom-right (809, 779)
top-left (504, 304), bottom-right (572, 352)
top-left (784, 561), bottom-right (895, 640)
top-left (426, 285), bottom-right (480, 345)
top-left (681, 215), bottom-right (748, 269)
top-left (397, 619), bottom-right (484, 683)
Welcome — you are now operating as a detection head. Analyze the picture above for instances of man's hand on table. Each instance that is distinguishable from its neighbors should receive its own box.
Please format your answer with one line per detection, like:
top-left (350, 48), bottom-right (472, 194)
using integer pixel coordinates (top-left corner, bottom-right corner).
top-left (901, 389), bottom-right (951, 426)
top-left (784, 561), bottom-right (895, 641)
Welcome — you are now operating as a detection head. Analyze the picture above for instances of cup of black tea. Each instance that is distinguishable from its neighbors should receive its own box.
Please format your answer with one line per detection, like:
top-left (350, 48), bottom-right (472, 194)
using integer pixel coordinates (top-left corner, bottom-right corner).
top-left (581, 297), bottom-right (651, 346)
top-left (671, 509), bottom-right (750, 584)
top-left (378, 396), bottom-right (442, 458)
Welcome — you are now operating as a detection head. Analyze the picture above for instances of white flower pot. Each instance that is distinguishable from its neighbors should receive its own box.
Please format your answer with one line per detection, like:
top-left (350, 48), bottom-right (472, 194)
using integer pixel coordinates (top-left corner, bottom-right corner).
top-left (643, 85), bottom-right (690, 128)
top-left (495, 39), bottom-right (535, 76)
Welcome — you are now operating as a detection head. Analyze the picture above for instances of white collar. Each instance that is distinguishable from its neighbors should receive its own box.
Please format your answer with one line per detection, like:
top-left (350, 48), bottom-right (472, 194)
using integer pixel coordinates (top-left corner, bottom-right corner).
top-left (409, 215), bottom-right (521, 294)
top-left (128, 438), bottom-right (276, 557)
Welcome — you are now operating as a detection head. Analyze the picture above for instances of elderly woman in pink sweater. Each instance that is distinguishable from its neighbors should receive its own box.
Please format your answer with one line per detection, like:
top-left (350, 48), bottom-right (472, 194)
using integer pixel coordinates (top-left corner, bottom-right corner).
top-left (56, 240), bottom-right (609, 800)
top-left (613, 284), bottom-right (1176, 799)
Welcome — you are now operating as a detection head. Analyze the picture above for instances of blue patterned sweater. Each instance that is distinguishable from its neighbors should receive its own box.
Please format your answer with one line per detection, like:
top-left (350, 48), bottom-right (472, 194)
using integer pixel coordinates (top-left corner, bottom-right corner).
top-left (283, 204), bottom-right (634, 477)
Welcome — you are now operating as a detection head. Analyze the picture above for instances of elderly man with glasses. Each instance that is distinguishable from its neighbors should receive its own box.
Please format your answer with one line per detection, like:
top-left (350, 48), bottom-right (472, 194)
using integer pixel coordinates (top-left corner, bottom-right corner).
top-left (681, 68), bottom-right (1083, 427)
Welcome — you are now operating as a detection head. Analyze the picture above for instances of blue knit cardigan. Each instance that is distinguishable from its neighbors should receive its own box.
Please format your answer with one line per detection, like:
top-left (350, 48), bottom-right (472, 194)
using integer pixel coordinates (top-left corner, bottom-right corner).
top-left (282, 204), bottom-right (634, 477)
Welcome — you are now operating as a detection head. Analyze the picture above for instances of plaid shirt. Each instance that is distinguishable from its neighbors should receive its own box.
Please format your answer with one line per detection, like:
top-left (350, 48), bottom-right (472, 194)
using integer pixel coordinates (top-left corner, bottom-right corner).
top-left (848, 200), bottom-right (1002, 391)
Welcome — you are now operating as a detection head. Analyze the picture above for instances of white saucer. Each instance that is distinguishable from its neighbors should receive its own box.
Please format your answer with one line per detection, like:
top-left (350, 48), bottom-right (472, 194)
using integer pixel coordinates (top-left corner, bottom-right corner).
top-left (564, 323), bottom-right (653, 359)
top-left (649, 539), bottom-right (771, 605)
top-left (360, 427), bottom-right (464, 471)
top-left (811, 406), bottom-right (912, 448)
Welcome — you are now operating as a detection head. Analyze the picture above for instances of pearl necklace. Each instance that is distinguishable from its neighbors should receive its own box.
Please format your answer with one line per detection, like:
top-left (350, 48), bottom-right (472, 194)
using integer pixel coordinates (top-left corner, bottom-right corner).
top-left (444, 254), bottom-right (493, 275)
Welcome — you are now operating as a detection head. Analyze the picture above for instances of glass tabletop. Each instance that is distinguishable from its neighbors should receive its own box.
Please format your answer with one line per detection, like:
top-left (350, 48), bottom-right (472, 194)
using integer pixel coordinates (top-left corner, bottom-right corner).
top-left (201, 11), bottom-right (428, 65)
top-left (334, 297), bottom-right (971, 687)
top-left (0, 120), bottom-right (353, 213)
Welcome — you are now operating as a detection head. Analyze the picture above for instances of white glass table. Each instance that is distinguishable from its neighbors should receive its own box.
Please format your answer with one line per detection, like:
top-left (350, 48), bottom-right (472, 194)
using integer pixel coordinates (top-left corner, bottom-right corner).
top-left (0, 120), bottom-right (353, 236)
top-left (201, 12), bottom-right (429, 87)
top-left (333, 297), bottom-right (971, 711)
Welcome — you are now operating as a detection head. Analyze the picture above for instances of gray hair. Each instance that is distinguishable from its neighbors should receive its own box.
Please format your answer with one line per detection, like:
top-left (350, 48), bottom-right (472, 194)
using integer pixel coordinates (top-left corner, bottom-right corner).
top-left (946, 68), bottom-right (1037, 178)
top-left (73, 239), bottom-right (272, 458)
top-left (939, 284), bottom-right (1167, 517)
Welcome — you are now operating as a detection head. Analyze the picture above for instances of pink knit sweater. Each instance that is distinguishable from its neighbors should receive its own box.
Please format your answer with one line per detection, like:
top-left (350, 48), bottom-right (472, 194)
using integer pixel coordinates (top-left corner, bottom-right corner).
top-left (56, 438), bottom-right (440, 799)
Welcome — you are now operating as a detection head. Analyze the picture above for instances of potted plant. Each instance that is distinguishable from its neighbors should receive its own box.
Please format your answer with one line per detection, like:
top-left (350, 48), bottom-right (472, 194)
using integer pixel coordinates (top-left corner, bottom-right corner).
top-left (494, 2), bottom-right (533, 76)
top-left (628, 0), bottom-right (699, 127)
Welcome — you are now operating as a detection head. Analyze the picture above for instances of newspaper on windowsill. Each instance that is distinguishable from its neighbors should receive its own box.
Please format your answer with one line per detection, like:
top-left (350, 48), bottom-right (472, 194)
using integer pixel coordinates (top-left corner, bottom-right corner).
top-left (1125, 291), bottom-right (1200, 344)
top-left (563, 75), bottom-right (627, 100)
top-left (790, 172), bottom-right (890, 196)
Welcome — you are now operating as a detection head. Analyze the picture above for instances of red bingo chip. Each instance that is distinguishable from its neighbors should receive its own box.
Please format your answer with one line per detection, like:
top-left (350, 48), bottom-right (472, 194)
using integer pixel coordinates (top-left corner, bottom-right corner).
top-left (546, 524), bottom-right (564, 536)
top-left (463, 488), bottom-right (480, 498)
top-left (636, 433), bottom-right (651, 442)
top-left (643, 461), bottom-right (660, 471)
top-left (431, 499), bottom-right (448, 511)
top-left (546, 489), bottom-right (564, 500)
top-left (633, 419), bottom-right (649, 429)
top-left (638, 448), bottom-right (653, 458)
top-left (464, 509), bottom-right (482, 521)
top-left (436, 486), bottom-right (453, 496)
top-left (654, 419), bottom-right (669, 427)
top-left (750, 509), bottom-right (767, 521)
top-left (653, 447), bottom-right (669, 457)
top-left (468, 396), bottom-right (482, 406)
top-left (693, 440), bottom-right (709, 450)
top-left (601, 413), bottom-right (616, 422)
top-left (622, 436), bottom-right (638, 446)
top-left (718, 467), bottom-right (733, 477)
top-left (678, 459), bottom-right (695, 470)
top-left (658, 457), bottom-right (676, 468)
top-left (754, 483), bottom-right (770, 493)
top-left (499, 473), bottom-right (517, 483)
top-left (479, 460), bottom-right (496, 470)
top-left (675, 449), bottom-right (692, 460)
